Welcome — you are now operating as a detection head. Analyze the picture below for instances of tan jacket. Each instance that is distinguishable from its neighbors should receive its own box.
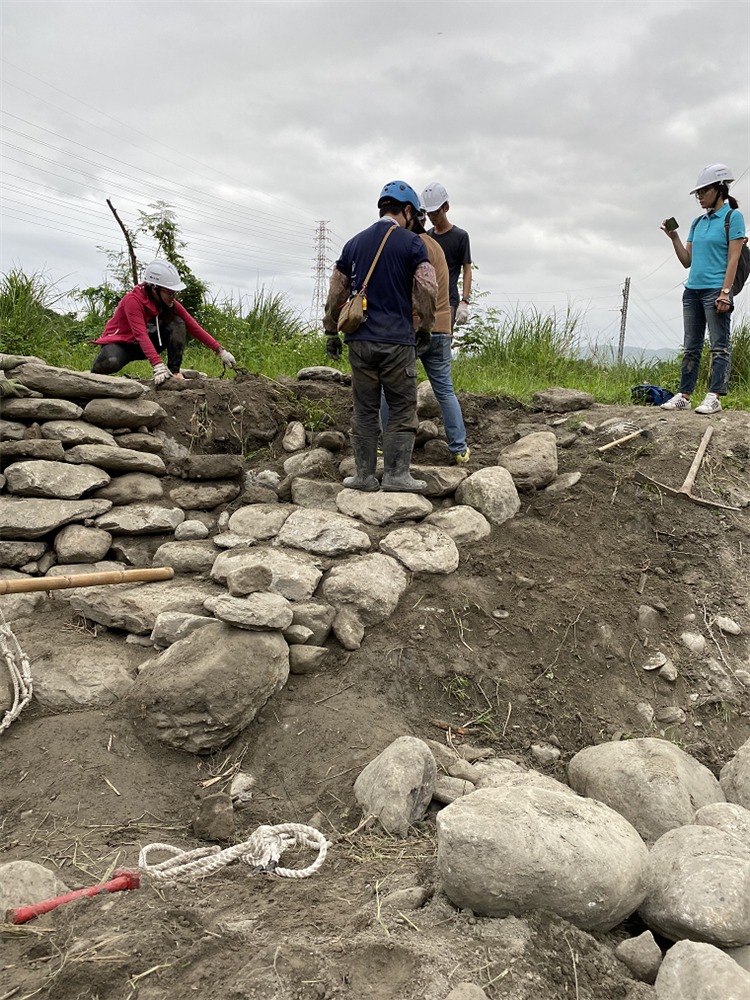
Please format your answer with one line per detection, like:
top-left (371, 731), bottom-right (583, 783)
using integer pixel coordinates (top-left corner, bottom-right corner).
top-left (415, 234), bottom-right (451, 335)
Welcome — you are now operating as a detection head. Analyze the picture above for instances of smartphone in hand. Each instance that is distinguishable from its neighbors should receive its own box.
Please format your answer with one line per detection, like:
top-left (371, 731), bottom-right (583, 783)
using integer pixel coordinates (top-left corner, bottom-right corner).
top-left (664, 217), bottom-right (679, 232)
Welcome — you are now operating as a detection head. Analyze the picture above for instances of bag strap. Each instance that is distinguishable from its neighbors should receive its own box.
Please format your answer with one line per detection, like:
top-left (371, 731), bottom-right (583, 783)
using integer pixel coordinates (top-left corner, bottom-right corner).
top-left (361, 225), bottom-right (397, 293)
top-left (725, 209), bottom-right (733, 243)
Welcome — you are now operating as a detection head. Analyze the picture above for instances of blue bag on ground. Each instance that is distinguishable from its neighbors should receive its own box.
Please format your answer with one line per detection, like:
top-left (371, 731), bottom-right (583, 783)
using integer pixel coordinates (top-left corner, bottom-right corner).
top-left (631, 384), bottom-right (674, 406)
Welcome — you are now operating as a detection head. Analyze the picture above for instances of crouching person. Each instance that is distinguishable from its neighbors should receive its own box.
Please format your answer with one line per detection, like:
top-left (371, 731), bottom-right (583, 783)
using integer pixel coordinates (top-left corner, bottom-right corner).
top-left (91, 260), bottom-right (235, 384)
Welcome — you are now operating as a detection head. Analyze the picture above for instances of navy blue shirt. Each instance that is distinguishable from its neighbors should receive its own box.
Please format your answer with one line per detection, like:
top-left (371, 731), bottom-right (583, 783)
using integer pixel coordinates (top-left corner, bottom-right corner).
top-left (335, 219), bottom-right (428, 345)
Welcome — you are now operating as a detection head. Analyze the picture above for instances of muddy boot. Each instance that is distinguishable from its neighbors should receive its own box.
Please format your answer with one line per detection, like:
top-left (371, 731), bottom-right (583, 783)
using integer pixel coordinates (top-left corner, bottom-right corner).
top-left (381, 432), bottom-right (426, 493)
top-left (343, 435), bottom-right (380, 492)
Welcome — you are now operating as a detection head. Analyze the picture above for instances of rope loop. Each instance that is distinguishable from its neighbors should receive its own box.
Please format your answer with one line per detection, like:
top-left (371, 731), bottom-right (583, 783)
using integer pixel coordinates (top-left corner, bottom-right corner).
top-left (0, 607), bottom-right (33, 734)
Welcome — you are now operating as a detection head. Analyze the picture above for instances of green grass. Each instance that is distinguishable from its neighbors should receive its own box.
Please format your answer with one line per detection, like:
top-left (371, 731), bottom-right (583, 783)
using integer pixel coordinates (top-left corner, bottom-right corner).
top-left (2, 268), bottom-right (748, 409)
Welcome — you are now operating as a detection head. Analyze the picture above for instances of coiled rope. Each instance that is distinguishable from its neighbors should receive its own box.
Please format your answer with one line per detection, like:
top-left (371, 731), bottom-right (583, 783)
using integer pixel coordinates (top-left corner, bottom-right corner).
top-left (0, 606), bottom-right (33, 734)
top-left (139, 823), bottom-right (329, 881)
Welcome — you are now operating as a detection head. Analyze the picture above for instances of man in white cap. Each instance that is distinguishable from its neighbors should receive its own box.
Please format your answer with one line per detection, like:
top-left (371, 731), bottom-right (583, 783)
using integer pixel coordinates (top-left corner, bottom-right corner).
top-left (421, 182), bottom-right (472, 331)
top-left (91, 260), bottom-right (235, 384)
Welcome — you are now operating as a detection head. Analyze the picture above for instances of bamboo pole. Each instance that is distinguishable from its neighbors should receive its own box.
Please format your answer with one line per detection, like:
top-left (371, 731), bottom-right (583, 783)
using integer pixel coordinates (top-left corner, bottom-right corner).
top-left (0, 567), bottom-right (174, 596)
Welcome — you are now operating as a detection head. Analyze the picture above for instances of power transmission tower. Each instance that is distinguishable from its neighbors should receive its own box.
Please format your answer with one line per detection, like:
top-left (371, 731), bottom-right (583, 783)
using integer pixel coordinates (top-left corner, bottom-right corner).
top-left (311, 221), bottom-right (332, 324)
top-left (617, 276), bottom-right (631, 362)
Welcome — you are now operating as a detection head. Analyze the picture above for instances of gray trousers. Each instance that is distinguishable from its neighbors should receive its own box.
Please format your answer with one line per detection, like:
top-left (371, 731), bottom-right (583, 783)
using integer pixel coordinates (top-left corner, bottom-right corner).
top-left (348, 341), bottom-right (419, 437)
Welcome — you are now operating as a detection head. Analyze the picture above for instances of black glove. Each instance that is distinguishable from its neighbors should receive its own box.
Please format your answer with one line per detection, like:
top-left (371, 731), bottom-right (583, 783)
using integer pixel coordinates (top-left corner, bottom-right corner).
top-left (326, 334), bottom-right (343, 361)
top-left (415, 329), bottom-right (432, 355)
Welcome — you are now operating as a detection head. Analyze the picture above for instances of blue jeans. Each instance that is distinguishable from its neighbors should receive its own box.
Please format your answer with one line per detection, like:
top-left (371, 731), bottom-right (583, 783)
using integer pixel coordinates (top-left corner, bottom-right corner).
top-left (380, 333), bottom-right (467, 454)
top-left (680, 288), bottom-right (733, 396)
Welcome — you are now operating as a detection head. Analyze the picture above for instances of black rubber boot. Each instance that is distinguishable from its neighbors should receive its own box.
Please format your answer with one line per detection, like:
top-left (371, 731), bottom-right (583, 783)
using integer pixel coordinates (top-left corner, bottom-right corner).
top-left (381, 432), bottom-right (426, 493)
top-left (343, 435), bottom-right (380, 491)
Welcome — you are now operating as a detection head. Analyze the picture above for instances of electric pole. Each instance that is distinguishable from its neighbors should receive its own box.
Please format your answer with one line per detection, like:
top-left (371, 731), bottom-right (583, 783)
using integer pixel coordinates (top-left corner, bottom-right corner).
top-left (311, 221), bottom-right (332, 325)
top-left (617, 276), bottom-right (631, 362)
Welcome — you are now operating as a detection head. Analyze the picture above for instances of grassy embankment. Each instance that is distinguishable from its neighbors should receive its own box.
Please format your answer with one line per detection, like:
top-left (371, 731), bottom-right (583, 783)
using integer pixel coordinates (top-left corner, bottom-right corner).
top-left (2, 267), bottom-right (749, 409)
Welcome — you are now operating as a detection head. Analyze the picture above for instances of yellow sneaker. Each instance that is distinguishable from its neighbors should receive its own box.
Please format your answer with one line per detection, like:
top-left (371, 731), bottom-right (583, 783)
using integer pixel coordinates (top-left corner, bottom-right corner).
top-left (453, 446), bottom-right (471, 465)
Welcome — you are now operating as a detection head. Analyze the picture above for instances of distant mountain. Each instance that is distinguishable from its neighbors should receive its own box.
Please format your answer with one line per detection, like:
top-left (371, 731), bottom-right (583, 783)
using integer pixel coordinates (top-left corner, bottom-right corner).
top-left (621, 345), bottom-right (679, 360)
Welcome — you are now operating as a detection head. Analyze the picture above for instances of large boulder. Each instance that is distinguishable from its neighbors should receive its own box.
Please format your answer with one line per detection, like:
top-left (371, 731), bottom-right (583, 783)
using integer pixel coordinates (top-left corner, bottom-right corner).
top-left (70, 581), bottom-right (218, 634)
top-left (455, 468), bottom-right (520, 526)
top-left (0, 540), bottom-right (47, 568)
top-left (211, 546), bottom-right (322, 602)
top-left (82, 398), bottom-right (166, 428)
top-left (568, 738), bottom-right (725, 843)
top-left (276, 508), bottom-right (371, 556)
top-left (94, 504), bottom-right (185, 535)
top-left (31, 642), bottom-right (142, 708)
top-left (496, 431), bottom-right (558, 490)
top-left (0, 569), bottom-right (44, 622)
top-left (424, 505), bottom-right (492, 545)
top-left (110, 533), bottom-right (171, 567)
top-left (654, 940), bottom-right (750, 1000)
top-left (94, 472), bottom-right (165, 505)
top-left (150, 611), bottom-right (213, 647)
top-left (318, 553), bottom-right (409, 625)
top-left (5, 460), bottom-right (110, 499)
top-left (0, 439), bottom-right (66, 463)
top-left (125, 622), bottom-right (289, 752)
top-left (169, 454), bottom-right (245, 480)
top-left (532, 387), bottom-right (594, 412)
top-left (640, 825), bottom-right (750, 946)
top-left (721, 738), bottom-right (750, 810)
top-left (282, 448), bottom-right (335, 479)
top-left (379, 523), bottom-right (459, 574)
top-left (227, 503), bottom-right (294, 542)
top-left (0, 497), bottom-right (112, 540)
top-left (354, 736), bottom-right (437, 836)
top-left (416, 380), bottom-right (441, 418)
top-left (12, 363), bottom-right (146, 398)
top-left (0, 419), bottom-right (27, 441)
top-left (65, 445), bottom-right (166, 476)
top-left (41, 420), bottom-right (117, 447)
top-left (290, 601), bottom-right (335, 645)
top-left (409, 466), bottom-right (469, 498)
top-left (693, 802), bottom-right (750, 843)
top-left (336, 489), bottom-right (433, 526)
top-left (213, 593), bottom-right (293, 631)
top-left (614, 930), bottom-right (662, 984)
top-left (152, 540), bottom-right (218, 574)
top-left (437, 785), bottom-right (649, 931)
top-left (0, 397), bottom-right (83, 421)
top-left (290, 478), bottom-right (344, 512)
top-left (54, 524), bottom-right (112, 563)
top-left (0, 861), bottom-right (69, 916)
top-left (168, 481), bottom-right (240, 509)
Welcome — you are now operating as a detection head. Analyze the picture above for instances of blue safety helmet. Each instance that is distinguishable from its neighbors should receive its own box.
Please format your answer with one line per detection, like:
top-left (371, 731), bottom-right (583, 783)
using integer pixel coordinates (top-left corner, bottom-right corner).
top-left (377, 181), bottom-right (420, 213)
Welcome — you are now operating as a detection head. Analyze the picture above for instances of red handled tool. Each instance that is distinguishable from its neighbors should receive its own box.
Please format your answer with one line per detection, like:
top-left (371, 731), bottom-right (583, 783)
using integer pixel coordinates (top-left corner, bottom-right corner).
top-left (5, 869), bottom-right (140, 924)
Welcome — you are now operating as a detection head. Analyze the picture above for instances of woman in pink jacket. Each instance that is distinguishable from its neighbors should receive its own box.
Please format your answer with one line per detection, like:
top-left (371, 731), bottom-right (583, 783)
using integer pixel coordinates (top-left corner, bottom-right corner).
top-left (91, 260), bottom-right (235, 384)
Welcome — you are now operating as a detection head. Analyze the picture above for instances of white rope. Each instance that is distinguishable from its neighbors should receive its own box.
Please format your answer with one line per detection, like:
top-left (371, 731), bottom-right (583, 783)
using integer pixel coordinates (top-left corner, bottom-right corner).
top-left (0, 606), bottom-right (33, 734)
top-left (138, 823), bottom-right (329, 882)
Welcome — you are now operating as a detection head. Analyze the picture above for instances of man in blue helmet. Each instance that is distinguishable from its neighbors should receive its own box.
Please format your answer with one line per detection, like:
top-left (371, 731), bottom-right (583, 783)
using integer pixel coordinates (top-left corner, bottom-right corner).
top-left (323, 182), bottom-right (438, 492)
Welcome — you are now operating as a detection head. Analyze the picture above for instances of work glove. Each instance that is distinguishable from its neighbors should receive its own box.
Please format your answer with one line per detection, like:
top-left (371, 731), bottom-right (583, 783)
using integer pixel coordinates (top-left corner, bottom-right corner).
top-left (218, 349), bottom-right (236, 368)
top-left (455, 301), bottom-right (470, 327)
top-left (152, 363), bottom-right (172, 386)
top-left (415, 328), bottom-right (432, 355)
top-left (325, 335), bottom-right (343, 361)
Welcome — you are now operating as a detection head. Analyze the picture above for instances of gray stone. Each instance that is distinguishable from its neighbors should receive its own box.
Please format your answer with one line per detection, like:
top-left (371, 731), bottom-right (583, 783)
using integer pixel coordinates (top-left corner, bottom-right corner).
top-left (289, 644), bottom-right (329, 675)
top-left (296, 365), bottom-right (349, 383)
top-left (0, 397), bottom-right (83, 421)
top-left (54, 525), bottom-right (112, 563)
top-left (319, 553), bottom-right (409, 625)
top-left (455, 467), bottom-right (520, 526)
top-left (150, 611), bottom-right (214, 647)
top-left (95, 504), bottom-right (185, 535)
top-left (416, 380), bottom-right (441, 418)
top-left (283, 448), bottom-right (335, 478)
top-left (681, 630), bottom-right (707, 654)
top-left (381, 886), bottom-right (431, 911)
top-left (70, 581), bottom-right (218, 634)
top-left (94, 472), bottom-right (165, 505)
top-left (693, 802), bottom-right (750, 844)
top-left (721, 738), bottom-right (750, 810)
top-left (226, 564), bottom-right (274, 596)
top-left (174, 519), bottom-right (209, 541)
top-left (244, 469), bottom-right (281, 490)
top-left (312, 430), bottom-right (346, 451)
top-left (655, 707), bottom-right (686, 726)
top-left (332, 605), bottom-right (365, 650)
top-left (115, 432), bottom-right (164, 453)
top-left (339, 455), bottom-right (385, 481)
top-left (283, 624), bottom-right (313, 644)
top-left (282, 420), bottom-right (306, 452)
top-left (213, 593), bottom-right (293, 631)
top-left (660, 660), bottom-right (679, 682)
top-left (445, 985), bottom-right (488, 1000)
top-left (614, 930), bottom-right (662, 984)
top-left (724, 944), bottom-right (750, 973)
top-left (531, 743), bottom-right (562, 766)
top-left (354, 736), bottom-right (437, 836)
top-left (227, 503), bottom-right (294, 542)
top-left (13, 363), bottom-right (146, 398)
top-left (46, 560), bottom-right (126, 579)
top-left (5, 459), bottom-right (110, 499)
top-left (438, 785), bottom-right (649, 931)
top-left (82, 397), bottom-right (166, 428)
top-left (0, 439), bottom-right (65, 463)
top-left (472, 765), bottom-right (575, 797)
top-left (448, 759), bottom-right (482, 782)
top-left (543, 471), bottom-right (582, 495)
top-left (655, 940), bottom-right (750, 1000)
top-left (65, 444), bottom-right (166, 476)
top-left (229, 772), bottom-right (255, 804)
top-left (409, 465), bottom-right (468, 497)
top-left (532, 387), bottom-right (595, 412)
top-left (41, 420), bottom-right (117, 447)
top-left (126, 622), bottom-right (289, 752)
top-left (110, 533), bottom-right (170, 567)
top-left (152, 539), bottom-right (218, 574)
top-left (0, 497), bottom-right (112, 539)
top-left (336, 489), bottom-right (433, 526)
top-left (380, 523), bottom-right (459, 575)
top-left (0, 861), bottom-right (70, 916)
top-left (424, 505), bottom-right (491, 545)
top-left (415, 420), bottom-right (440, 446)
top-left (568, 738), bottom-right (725, 843)
top-left (193, 792), bottom-right (235, 841)
top-left (212, 546), bottom-right (322, 602)
top-left (715, 615), bottom-right (742, 636)
top-left (276, 508), bottom-right (371, 556)
top-left (434, 775), bottom-right (475, 804)
top-left (170, 454), bottom-right (245, 480)
top-left (497, 431), bottom-right (558, 490)
top-left (31, 642), bottom-right (140, 708)
top-left (290, 478), bottom-right (344, 512)
top-left (640, 825), bottom-right (750, 946)
top-left (238, 485), bottom-right (279, 505)
top-left (291, 601), bottom-right (335, 645)
top-left (169, 481), bottom-right (240, 509)
top-left (0, 540), bottom-right (47, 568)
top-left (0, 419), bottom-right (27, 441)
top-left (0, 569), bottom-right (44, 622)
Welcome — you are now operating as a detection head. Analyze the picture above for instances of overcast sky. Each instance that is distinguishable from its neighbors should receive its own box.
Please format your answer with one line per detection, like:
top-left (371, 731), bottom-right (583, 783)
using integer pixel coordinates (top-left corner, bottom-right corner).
top-left (2, 0), bottom-right (749, 352)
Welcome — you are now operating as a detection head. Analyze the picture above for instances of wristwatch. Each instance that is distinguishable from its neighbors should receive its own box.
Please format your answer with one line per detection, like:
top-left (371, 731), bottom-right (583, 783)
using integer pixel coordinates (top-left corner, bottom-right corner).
top-left (721, 288), bottom-right (731, 295)
top-left (461, 297), bottom-right (470, 304)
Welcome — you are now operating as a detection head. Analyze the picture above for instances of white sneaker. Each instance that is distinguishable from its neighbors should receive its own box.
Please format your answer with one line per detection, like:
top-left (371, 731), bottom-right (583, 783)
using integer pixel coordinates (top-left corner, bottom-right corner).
top-left (695, 392), bottom-right (722, 414)
top-left (660, 393), bottom-right (691, 410)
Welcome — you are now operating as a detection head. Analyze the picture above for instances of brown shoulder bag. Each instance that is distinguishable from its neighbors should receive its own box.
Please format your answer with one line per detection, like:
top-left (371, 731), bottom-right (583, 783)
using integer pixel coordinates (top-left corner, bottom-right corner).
top-left (337, 225), bottom-right (397, 335)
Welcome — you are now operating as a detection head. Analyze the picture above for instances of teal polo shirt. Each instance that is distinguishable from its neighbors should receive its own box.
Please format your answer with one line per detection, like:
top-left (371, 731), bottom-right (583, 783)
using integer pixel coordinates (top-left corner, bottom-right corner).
top-left (686, 203), bottom-right (746, 289)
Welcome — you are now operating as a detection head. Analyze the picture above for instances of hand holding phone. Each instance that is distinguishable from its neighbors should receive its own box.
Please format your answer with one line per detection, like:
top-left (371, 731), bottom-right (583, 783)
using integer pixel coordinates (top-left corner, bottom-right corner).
top-left (664, 217), bottom-right (679, 232)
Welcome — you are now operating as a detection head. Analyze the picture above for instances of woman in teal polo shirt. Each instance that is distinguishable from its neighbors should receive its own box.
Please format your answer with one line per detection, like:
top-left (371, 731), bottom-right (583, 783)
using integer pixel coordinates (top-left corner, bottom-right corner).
top-left (661, 164), bottom-right (745, 414)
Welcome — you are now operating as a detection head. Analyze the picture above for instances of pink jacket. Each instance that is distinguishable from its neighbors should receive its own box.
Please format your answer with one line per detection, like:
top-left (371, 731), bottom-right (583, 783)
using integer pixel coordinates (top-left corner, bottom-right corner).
top-left (93, 284), bottom-right (222, 367)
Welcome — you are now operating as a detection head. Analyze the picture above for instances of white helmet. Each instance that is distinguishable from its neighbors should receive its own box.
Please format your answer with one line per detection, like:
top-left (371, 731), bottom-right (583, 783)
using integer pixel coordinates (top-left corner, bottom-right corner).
top-left (142, 259), bottom-right (186, 291)
top-left (690, 164), bottom-right (734, 195)
top-left (421, 182), bottom-right (449, 213)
